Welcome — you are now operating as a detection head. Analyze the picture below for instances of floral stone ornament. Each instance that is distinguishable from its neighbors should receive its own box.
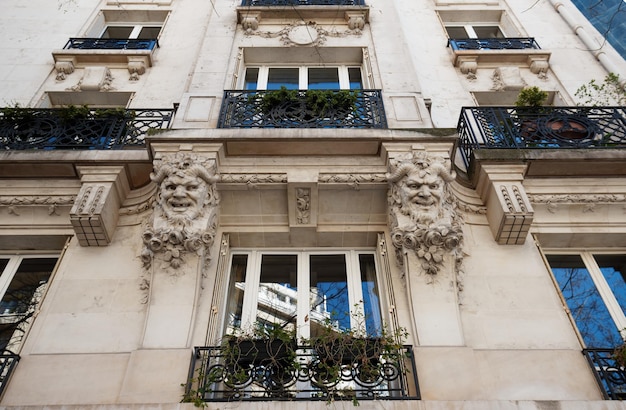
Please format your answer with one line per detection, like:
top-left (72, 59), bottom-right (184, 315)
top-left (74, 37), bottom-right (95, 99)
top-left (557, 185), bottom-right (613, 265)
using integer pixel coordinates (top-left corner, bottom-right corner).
top-left (386, 152), bottom-right (463, 276)
top-left (141, 153), bottom-right (220, 272)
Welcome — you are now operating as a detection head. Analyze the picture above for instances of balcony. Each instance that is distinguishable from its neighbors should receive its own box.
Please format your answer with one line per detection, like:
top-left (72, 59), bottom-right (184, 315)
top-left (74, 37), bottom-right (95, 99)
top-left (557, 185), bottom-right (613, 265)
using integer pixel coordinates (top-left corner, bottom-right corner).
top-left (0, 107), bottom-right (174, 150)
top-left (63, 38), bottom-right (158, 51)
top-left (0, 353), bottom-right (19, 398)
top-left (217, 89), bottom-right (387, 129)
top-left (241, 0), bottom-right (364, 4)
top-left (457, 106), bottom-right (626, 170)
top-left (448, 37), bottom-right (540, 51)
top-left (583, 349), bottom-right (626, 400)
top-left (185, 344), bottom-right (419, 402)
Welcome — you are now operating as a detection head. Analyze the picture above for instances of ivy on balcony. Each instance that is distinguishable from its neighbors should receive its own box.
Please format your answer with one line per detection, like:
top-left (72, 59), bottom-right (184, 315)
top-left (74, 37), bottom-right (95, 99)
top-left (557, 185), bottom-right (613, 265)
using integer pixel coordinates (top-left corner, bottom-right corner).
top-left (217, 89), bottom-right (387, 129)
top-left (0, 106), bottom-right (174, 150)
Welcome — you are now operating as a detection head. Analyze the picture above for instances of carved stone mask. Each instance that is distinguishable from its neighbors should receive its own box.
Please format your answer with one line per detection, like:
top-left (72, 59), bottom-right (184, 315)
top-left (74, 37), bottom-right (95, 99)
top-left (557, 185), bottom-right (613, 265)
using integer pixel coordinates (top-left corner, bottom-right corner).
top-left (159, 173), bottom-right (209, 221)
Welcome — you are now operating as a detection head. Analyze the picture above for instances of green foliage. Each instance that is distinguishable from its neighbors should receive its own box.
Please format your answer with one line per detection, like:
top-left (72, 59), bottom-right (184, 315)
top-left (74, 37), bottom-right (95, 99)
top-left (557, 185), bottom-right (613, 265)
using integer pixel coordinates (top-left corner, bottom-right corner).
top-left (515, 86), bottom-right (548, 108)
top-left (613, 343), bottom-right (626, 367)
top-left (575, 73), bottom-right (626, 106)
top-left (257, 87), bottom-right (358, 116)
top-left (258, 86), bottom-right (300, 113)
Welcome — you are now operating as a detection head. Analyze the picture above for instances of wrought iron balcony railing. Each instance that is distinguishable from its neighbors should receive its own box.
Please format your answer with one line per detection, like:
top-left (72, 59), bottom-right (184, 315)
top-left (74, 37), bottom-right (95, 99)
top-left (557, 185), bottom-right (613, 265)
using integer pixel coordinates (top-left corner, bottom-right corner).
top-left (241, 0), bottom-right (364, 5)
top-left (186, 344), bottom-right (419, 402)
top-left (218, 89), bottom-right (387, 129)
top-left (0, 353), bottom-right (19, 398)
top-left (0, 108), bottom-right (174, 150)
top-left (457, 106), bottom-right (626, 169)
top-left (448, 37), bottom-right (540, 51)
top-left (583, 348), bottom-right (626, 400)
top-left (63, 38), bottom-right (158, 51)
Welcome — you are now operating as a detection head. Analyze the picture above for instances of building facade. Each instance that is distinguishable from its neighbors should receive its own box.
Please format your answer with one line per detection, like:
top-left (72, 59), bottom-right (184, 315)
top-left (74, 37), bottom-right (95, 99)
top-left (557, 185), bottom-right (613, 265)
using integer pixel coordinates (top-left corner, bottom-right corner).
top-left (0, 0), bottom-right (626, 408)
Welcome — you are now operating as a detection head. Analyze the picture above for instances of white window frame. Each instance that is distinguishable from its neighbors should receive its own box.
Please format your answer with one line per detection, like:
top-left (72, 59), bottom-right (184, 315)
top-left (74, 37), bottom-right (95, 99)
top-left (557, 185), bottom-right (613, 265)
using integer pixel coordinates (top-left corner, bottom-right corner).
top-left (242, 65), bottom-right (366, 90)
top-left (229, 249), bottom-right (382, 340)
top-left (100, 23), bottom-right (163, 39)
top-left (545, 250), bottom-right (626, 343)
top-left (444, 24), bottom-right (506, 39)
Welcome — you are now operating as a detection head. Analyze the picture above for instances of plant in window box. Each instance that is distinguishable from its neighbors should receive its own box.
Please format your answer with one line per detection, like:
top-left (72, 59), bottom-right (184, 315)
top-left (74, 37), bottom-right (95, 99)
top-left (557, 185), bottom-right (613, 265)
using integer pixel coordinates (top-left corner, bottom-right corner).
top-left (221, 322), bottom-right (298, 395)
top-left (613, 343), bottom-right (626, 368)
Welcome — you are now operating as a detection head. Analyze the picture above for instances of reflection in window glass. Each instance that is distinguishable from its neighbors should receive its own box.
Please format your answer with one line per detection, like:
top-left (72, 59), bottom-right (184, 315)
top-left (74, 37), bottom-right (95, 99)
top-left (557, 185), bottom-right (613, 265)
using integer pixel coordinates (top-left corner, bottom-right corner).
top-left (102, 26), bottom-right (134, 39)
top-left (445, 26), bottom-right (469, 39)
top-left (547, 254), bottom-right (622, 347)
top-left (267, 68), bottom-right (299, 90)
top-left (244, 68), bottom-right (259, 90)
top-left (0, 259), bottom-right (8, 273)
top-left (226, 254), bottom-right (248, 331)
top-left (310, 255), bottom-right (349, 336)
top-left (474, 26), bottom-right (504, 38)
top-left (359, 254), bottom-right (381, 336)
top-left (308, 68), bottom-right (340, 90)
top-left (595, 254), bottom-right (626, 318)
top-left (348, 68), bottom-right (363, 90)
top-left (257, 255), bottom-right (297, 333)
top-left (137, 26), bottom-right (161, 39)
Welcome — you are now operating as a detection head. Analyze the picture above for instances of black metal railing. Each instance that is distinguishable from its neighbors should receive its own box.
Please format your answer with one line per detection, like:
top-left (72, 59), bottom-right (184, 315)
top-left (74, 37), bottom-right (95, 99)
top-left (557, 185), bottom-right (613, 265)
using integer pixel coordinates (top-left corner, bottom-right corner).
top-left (186, 345), bottom-right (419, 402)
top-left (241, 0), bottom-right (364, 5)
top-left (63, 38), bottom-right (158, 51)
top-left (218, 89), bottom-right (387, 129)
top-left (457, 106), bottom-right (626, 168)
top-left (448, 37), bottom-right (540, 51)
top-left (0, 353), bottom-right (19, 398)
top-left (0, 108), bottom-right (174, 150)
top-left (583, 348), bottom-right (626, 400)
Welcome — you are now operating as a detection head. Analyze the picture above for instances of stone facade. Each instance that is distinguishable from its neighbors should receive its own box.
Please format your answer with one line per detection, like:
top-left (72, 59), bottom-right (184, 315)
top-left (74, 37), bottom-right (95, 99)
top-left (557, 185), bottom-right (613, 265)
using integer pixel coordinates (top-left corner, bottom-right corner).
top-left (0, 0), bottom-right (626, 408)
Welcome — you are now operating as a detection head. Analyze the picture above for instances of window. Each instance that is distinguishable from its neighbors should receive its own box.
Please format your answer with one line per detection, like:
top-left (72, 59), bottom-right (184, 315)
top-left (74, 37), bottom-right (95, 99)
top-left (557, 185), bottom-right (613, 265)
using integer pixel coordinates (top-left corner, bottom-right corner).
top-left (445, 24), bottom-right (505, 39)
top-left (84, 9), bottom-right (169, 39)
top-left (100, 24), bottom-right (162, 40)
top-left (242, 66), bottom-right (364, 90)
top-left (546, 252), bottom-right (626, 348)
top-left (225, 250), bottom-right (382, 339)
top-left (0, 255), bottom-right (59, 353)
top-left (438, 9), bottom-right (520, 39)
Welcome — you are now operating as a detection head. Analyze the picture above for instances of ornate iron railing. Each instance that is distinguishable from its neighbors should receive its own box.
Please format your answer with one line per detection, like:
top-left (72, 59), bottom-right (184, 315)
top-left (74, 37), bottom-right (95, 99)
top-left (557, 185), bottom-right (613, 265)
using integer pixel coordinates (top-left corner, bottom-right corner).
top-left (448, 37), bottom-right (540, 51)
top-left (63, 38), bottom-right (158, 51)
top-left (457, 106), bottom-right (626, 168)
top-left (217, 89), bottom-right (387, 129)
top-left (241, 0), bottom-right (364, 5)
top-left (0, 108), bottom-right (174, 150)
top-left (583, 348), bottom-right (626, 400)
top-left (0, 352), bottom-right (19, 398)
top-left (186, 344), bottom-right (419, 402)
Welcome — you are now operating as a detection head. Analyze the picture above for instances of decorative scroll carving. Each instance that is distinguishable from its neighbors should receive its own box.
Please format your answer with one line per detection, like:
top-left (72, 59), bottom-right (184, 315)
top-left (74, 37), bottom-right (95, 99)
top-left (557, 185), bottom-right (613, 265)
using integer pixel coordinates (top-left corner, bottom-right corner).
top-left (219, 174), bottom-right (288, 187)
top-left (296, 188), bottom-right (311, 224)
top-left (319, 173), bottom-right (387, 190)
top-left (246, 21), bottom-right (362, 47)
top-left (55, 60), bottom-right (75, 81)
top-left (387, 152), bottom-right (463, 277)
top-left (528, 193), bottom-right (626, 213)
top-left (141, 153), bottom-right (220, 272)
top-left (0, 196), bottom-right (75, 216)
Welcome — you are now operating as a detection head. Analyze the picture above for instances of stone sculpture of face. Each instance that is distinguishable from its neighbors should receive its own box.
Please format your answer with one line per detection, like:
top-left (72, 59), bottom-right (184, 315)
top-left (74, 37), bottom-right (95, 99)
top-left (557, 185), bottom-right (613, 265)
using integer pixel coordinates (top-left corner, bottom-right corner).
top-left (160, 173), bottom-right (209, 221)
top-left (398, 169), bottom-right (443, 222)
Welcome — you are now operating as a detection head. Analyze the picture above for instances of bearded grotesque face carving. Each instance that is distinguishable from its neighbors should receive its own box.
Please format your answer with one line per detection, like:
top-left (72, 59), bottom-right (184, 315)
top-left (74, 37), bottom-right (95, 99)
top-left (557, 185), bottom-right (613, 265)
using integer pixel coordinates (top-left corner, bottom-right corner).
top-left (397, 170), bottom-right (444, 224)
top-left (160, 173), bottom-right (209, 222)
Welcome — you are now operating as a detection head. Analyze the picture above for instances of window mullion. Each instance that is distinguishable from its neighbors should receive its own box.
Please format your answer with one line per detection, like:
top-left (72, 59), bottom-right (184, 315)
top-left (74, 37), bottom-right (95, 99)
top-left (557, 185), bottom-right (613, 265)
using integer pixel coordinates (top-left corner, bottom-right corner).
top-left (257, 67), bottom-right (269, 90)
top-left (346, 251), bottom-right (365, 333)
top-left (581, 252), bottom-right (626, 338)
top-left (338, 66), bottom-right (349, 90)
top-left (297, 252), bottom-right (309, 340)
top-left (240, 251), bottom-right (261, 331)
top-left (465, 25), bottom-right (478, 38)
top-left (299, 67), bottom-right (307, 90)
top-left (129, 25), bottom-right (143, 39)
top-left (0, 256), bottom-right (22, 303)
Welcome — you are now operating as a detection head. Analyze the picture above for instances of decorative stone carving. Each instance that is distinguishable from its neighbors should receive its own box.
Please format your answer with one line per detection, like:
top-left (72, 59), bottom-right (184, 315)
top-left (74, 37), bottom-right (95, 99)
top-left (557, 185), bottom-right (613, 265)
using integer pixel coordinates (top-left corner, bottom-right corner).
top-left (141, 153), bottom-right (220, 272)
top-left (241, 12), bottom-right (261, 32)
top-left (219, 173), bottom-right (288, 186)
top-left (528, 56), bottom-right (550, 79)
top-left (0, 196), bottom-right (75, 216)
top-left (296, 188), bottom-right (311, 224)
top-left (345, 11), bottom-right (366, 30)
top-left (68, 67), bottom-right (114, 91)
top-left (319, 173), bottom-right (387, 190)
top-left (247, 21), bottom-right (362, 47)
top-left (457, 57), bottom-right (477, 80)
top-left (127, 57), bottom-right (148, 81)
top-left (55, 59), bottom-right (75, 81)
top-left (387, 152), bottom-right (463, 276)
top-left (528, 193), bottom-right (626, 213)
top-left (491, 66), bottom-right (525, 91)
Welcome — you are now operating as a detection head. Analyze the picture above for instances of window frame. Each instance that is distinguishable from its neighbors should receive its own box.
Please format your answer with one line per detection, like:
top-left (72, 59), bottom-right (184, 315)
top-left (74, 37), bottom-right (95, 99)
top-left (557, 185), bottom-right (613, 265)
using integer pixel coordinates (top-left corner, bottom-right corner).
top-left (544, 249), bottom-right (626, 346)
top-left (225, 249), bottom-right (384, 340)
top-left (99, 23), bottom-right (163, 40)
top-left (241, 65), bottom-right (367, 90)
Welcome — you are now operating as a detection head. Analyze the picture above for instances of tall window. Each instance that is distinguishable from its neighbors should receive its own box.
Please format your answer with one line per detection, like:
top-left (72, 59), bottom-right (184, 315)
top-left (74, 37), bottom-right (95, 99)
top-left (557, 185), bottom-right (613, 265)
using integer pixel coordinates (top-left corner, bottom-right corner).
top-left (0, 255), bottom-right (59, 353)
top-left (546, 252), bottom-right (626, 347)
top-left (225, 250), bottom-right (382, 339)
top-left (100, 24), bottom-right (162, 40)
top-left (242, 66), bottom-right (364, 91)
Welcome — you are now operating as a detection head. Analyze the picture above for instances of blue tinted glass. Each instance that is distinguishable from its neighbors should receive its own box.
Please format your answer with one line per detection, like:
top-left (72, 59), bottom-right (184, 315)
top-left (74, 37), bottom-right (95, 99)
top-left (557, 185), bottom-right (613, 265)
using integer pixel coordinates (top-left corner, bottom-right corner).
top-left (244, 68), bottom-right (259, 90)
top-left (267, 68), bottom-right (299, 90)
top-left (256, 254), bottom-right (298, 332)
top-left (308, 68), bottom-right (339, 90)
top-left (548, 254), bottom-right (622, 347)
top-left (595, 254), bottom-right (626, 317)
top-left (310, 255), bottom-right (350, 333)
top-left (348, 67), bottom-right (362, 90)
top-left (360, 254), bottom-right (382, 336)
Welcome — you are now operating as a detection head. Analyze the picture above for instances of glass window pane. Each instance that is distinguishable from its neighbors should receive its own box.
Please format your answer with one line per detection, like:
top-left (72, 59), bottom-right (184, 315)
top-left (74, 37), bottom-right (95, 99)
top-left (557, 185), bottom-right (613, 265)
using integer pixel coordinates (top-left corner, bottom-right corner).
top-left (594, 254), bottom-right (626, 317)
top-left (102, 26), bottom-right (134, 39)
top-left (547, 254), bottom-right (622, 347)
top-left (244, 68), bottom-right (259, 91)
top-left (257, 255), bottom-right (298, 333)
top-left (267, 68), bottom-right (299, 90)
top-left (473, 26), bottom-right (504, 38)
top-left (0, 257), bottom-right (57, 353)
top-left (0, 259), bottom-right (8, 273)
top-left (359, 254), bottom-right (381, 336)
top-left (137, 26), bottom-right (161, 39)
top-left (348, 68), bottom-right (363, 90)
top-left (226, 254), bottom-right (248, 332)
top-left (445, 26), bottom-right (469, 39)
top-left (310, 254), bottom-right (349, 337)
top-left (308, 68), bottom-right (340, 90)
